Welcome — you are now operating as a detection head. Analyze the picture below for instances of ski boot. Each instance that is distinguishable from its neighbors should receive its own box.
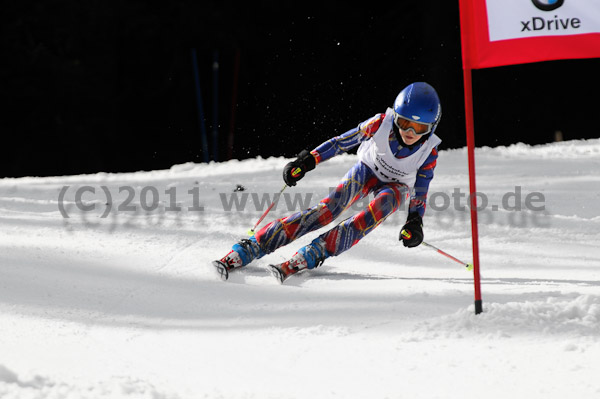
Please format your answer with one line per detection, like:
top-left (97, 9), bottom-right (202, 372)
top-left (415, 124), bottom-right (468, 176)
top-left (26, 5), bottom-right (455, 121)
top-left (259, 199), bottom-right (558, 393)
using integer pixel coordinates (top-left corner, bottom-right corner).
top-left (212, 236), bottom-right (264, 280)
top-left (269, 239), bottom-right (327, 283)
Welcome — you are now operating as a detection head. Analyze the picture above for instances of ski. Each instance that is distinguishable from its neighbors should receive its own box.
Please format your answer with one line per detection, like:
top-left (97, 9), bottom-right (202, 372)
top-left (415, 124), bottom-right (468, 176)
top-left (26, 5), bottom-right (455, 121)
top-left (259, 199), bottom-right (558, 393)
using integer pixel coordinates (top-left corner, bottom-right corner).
top-left (213, 259), bottom-right (303, 283)
top-left (268, 264), bottom-right (286, 284)
top-left (267, 262), bottom-right (303, 284)
top-left (212, 260), bottom-right (266, 281)
top-left (211, 260), bottom-right (231, 281)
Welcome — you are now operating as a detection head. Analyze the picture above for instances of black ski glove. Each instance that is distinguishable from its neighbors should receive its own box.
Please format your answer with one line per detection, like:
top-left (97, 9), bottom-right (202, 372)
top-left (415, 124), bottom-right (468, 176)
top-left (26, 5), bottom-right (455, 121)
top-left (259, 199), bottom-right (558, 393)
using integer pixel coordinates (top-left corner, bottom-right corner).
top-left (400, 212), bottom-right (424, 248)
top-left (283, 149), bottom-right (316, 187)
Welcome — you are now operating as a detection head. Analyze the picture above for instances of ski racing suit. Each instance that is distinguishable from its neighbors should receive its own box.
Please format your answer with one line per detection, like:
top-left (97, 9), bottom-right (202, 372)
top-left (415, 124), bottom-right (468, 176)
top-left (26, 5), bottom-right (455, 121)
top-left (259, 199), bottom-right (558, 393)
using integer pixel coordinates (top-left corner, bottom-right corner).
top-left (253, 108), bottom-right (441, 267)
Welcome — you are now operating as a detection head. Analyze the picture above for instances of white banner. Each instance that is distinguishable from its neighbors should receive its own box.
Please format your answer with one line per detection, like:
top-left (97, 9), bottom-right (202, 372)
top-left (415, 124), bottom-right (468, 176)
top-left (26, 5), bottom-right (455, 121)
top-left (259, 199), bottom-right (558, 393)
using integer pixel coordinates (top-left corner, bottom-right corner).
top-left (486, 0), bottom-right (600, 41)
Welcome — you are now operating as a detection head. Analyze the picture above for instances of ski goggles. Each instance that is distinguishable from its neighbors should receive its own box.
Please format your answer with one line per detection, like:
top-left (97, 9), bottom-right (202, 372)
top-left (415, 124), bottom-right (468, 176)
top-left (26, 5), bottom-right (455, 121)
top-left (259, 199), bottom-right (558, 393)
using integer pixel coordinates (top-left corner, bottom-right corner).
top-left (393, 113), bottom-right (434, 136)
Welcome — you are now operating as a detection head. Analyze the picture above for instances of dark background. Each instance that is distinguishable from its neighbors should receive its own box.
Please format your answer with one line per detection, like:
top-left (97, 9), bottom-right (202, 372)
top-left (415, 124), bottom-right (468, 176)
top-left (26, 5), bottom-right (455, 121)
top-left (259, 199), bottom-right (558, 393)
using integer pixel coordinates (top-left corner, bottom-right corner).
top-left (2, 1), bottom-right (599, 178)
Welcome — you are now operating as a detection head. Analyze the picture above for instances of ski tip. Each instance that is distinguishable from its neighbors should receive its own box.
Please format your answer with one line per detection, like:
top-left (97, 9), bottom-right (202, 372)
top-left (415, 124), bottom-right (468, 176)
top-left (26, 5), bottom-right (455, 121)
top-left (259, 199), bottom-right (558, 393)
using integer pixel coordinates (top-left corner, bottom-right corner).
top-left (212, 260), bottom-right (229, 281)
top-left (267, 264), bottom-right (285, 284)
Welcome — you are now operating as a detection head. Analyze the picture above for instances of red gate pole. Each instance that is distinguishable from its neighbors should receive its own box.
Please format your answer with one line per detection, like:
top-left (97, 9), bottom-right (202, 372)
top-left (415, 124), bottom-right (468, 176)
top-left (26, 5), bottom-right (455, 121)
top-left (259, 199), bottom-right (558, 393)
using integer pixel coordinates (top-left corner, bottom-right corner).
top-left (459, 0), bottom-right (483, 314)
top-left (462, 66), bottom-right (483, 315)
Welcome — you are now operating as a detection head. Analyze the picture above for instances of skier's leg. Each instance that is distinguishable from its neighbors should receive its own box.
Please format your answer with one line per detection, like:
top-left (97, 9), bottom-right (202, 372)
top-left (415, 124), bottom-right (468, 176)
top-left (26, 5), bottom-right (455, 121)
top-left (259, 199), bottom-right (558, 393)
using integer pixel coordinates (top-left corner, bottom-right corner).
top-left (270, 183), bottom-right (407, 282)
top-left (316, 182), bottom-right (407, 259)
top-left (213, 235), bottom-right (266, 279)
top-left (216, 162), bottom-right (378, 275)
top-left (255, 161), bottom-right (379, 256)
top-left (216, 162), bottom-right (376, 275)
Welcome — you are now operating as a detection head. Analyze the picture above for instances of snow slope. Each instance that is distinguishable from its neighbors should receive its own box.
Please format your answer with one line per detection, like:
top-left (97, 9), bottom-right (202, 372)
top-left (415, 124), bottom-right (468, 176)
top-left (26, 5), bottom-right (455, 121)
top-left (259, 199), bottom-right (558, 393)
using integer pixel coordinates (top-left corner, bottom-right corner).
top-left (1, 139), bottom-right (599, 399)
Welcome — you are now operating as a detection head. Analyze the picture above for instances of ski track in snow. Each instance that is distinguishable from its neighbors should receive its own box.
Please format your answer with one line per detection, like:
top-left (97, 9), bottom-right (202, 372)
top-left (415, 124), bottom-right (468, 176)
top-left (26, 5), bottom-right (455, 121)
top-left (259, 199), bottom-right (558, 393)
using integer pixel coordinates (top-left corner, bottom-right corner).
top-left (1, 139), bottom-right (599, 398)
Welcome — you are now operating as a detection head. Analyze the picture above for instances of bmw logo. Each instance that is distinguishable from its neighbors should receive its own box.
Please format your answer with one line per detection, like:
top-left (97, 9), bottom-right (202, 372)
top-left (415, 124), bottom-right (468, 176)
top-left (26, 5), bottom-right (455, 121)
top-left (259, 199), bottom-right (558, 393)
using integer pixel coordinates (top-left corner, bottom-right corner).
top-left (531, 0), bottom-right (565, 11)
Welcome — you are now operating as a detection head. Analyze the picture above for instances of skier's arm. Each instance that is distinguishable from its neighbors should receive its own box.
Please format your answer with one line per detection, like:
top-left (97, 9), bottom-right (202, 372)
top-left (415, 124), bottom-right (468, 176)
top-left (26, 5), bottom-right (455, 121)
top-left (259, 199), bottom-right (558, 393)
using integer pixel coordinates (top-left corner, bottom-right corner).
top-left (400, 147), bottom-right (438, 248)
top-left (284, 113), bottom-right (384, 186)
top-left (409, 147), bottom-right (439, 218)
top-left (310, 113), bottom-right (385, 164)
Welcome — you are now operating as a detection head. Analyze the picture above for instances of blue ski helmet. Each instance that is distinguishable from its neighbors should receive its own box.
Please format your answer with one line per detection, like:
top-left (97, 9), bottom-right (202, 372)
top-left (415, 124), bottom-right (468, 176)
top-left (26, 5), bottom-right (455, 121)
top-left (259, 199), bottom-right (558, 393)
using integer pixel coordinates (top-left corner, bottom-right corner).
top-left (393, 82), bottom-right (442, 135)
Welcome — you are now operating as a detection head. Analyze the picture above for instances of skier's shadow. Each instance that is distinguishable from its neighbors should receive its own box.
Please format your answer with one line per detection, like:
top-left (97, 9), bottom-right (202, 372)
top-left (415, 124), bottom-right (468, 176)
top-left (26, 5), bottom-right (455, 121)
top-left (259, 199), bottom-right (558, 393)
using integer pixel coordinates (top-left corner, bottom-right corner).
top-left (281, 267), bottom-right (398, 286)
top-left (218, 264), bottom-right (600, 288)
top-left (292, 269), bottom-right (600, 288)
top-left (219, 265), bottom-right (394, 286)
top-left (221, 265), bottom-right (282, 286)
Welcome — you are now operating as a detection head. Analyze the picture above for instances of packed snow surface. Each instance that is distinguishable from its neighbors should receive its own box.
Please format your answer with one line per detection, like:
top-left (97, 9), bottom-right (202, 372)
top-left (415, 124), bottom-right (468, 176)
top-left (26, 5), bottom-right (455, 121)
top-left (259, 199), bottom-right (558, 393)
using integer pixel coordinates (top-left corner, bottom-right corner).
top-left (1, 139), bottom-right (599, 398)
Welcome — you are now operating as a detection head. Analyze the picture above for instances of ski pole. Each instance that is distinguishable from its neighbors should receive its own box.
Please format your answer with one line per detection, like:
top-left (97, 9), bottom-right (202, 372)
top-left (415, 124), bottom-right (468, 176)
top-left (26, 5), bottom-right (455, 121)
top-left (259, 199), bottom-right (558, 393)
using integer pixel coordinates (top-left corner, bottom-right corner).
top-left (421, 240), bottom-right (474, 271)
top-left (247, 166), bottom-right (302, 236)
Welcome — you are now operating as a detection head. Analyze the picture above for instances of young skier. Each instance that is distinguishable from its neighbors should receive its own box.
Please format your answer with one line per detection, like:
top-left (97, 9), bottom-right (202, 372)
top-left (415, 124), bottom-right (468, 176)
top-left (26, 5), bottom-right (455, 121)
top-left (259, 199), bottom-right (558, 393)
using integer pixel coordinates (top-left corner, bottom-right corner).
top-left (212, 82), bottom-right (442, 283)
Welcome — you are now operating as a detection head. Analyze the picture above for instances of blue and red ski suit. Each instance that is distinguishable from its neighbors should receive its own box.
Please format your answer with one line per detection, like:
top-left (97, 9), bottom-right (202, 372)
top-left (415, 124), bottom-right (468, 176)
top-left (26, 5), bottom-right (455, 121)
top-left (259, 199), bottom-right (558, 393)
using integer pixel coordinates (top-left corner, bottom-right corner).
top-left (253, 112), bottom-right (439, 266)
